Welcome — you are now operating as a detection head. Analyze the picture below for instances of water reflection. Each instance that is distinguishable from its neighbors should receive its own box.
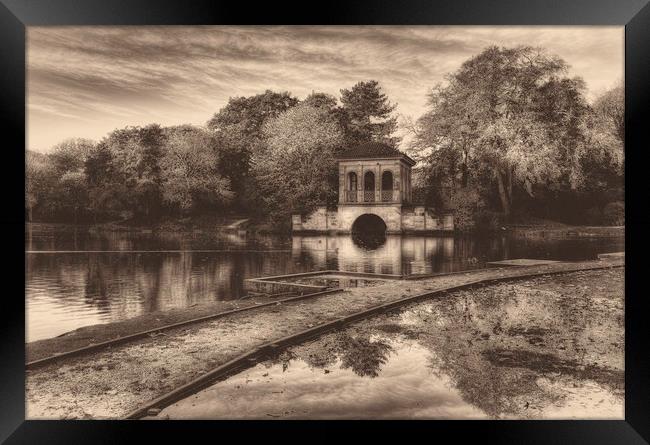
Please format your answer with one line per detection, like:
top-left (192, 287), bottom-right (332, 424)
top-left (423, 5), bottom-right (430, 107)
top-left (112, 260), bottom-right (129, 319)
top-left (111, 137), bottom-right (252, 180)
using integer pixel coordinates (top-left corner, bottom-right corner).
top-left (160, 338), bottom-right (487, 420)
top-left (273, 332), bottom-right (394, 378)
top-left (160, 270), bottom-right (624, 420)
top-left (26, 224), bottom-right (624, 342)
top-left (351, 230), bottom-right (387, 251)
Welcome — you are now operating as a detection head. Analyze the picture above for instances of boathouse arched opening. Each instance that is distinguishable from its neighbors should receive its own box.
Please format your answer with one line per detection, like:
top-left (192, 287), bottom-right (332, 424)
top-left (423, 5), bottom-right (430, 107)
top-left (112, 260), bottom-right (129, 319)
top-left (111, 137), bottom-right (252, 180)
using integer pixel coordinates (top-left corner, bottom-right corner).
top-left (351, 214), bottom-right (387, 249)
top-left (351, 213), bottom-right (386, 234)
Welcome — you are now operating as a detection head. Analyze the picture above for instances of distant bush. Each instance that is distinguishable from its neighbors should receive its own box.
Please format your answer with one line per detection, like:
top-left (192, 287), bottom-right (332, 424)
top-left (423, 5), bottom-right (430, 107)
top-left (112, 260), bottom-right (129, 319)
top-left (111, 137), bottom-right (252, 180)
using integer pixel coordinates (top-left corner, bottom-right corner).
top-left (474, 210), bottom-right (503, 232)
top-left (602, 201), bottom-right (624, 226)
top-left (448, 187), bottom-right (500, 232)
top-left (585, 206), bottom-right (603, 225)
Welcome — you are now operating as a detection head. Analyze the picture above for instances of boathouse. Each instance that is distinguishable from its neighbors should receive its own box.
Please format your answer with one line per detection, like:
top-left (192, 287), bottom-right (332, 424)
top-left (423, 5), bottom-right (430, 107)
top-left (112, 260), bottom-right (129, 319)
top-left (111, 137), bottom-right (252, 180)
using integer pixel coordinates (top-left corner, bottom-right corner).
top-left (292, 142), bottom-right (454, 234)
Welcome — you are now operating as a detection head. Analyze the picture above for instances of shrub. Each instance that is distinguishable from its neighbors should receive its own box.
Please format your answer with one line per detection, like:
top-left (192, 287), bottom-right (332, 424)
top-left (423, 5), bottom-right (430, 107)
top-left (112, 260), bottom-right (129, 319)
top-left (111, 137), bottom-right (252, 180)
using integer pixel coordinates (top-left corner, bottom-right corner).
top-left (449, 188), bottom-right (485, 232)
top-left (602, 201), bottom-right (625, 226)
top-left (585, 206), bottom-right (603, 225)
top-left (474, 210), bottom-right (503, 232)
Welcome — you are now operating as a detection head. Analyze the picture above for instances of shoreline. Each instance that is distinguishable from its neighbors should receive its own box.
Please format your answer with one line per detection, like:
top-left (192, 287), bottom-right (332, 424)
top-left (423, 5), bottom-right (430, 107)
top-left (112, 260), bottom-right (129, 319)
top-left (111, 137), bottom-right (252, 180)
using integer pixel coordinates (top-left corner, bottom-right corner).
top-left (25, 220), bottom-right (625, 238)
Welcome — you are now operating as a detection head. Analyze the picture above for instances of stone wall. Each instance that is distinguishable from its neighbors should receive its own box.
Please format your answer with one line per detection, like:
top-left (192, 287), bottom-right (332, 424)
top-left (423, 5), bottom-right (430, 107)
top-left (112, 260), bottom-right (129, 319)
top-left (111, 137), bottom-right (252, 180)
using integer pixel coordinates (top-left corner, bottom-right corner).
top-left (292, 207), bottom-right (338, 232)
top-left (401, 207), bottom-right (454, 231)
top-left (337, 205), bottom-right (403, 232)
top-left (292, 205), bottom-right (454, 233)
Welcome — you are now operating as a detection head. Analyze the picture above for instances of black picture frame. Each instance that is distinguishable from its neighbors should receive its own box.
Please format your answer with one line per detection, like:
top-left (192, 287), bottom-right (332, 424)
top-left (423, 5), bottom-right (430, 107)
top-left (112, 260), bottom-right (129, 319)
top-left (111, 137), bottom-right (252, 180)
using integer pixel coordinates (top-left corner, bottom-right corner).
top-left (2, 0), bottom-right (648, 443)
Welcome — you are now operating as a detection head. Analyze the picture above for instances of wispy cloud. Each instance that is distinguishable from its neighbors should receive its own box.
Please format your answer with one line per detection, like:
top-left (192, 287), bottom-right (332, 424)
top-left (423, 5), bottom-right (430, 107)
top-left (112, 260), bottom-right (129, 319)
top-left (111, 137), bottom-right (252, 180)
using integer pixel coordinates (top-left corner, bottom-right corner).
top-left (27, 26), bottom-right (623, 151)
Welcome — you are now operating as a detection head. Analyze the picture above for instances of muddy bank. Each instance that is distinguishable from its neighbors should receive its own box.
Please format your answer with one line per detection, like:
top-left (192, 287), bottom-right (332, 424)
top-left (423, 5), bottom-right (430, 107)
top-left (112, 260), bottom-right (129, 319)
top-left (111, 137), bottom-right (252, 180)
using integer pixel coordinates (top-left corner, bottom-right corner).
top-left (160, 267), bottom-right (624, 420)
top-left (26, 259), bottom-right (622, 419)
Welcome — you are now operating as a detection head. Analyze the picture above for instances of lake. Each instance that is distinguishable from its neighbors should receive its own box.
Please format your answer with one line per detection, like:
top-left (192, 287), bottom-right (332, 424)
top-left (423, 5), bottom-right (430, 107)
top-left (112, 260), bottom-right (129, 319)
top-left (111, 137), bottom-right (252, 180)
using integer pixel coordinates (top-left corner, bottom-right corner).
top-left (25, 224), bottom-right (624, 342)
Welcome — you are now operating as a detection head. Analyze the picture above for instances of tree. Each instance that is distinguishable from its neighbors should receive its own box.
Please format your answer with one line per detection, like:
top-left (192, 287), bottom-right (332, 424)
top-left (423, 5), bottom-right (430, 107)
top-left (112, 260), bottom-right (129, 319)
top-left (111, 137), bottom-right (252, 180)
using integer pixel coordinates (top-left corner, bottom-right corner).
top-left (160, 125), bottom-right (233, 212)
top-left (303, 92), bottom-right (338, 111)
top-left (98, 124), bottom-right (166, 220)
top-left (56, 171), bottom-right (89, 223)
top-left (251, 104), bottom-right (345, 225)
top-left (339, 80), bottom-right (399, 146)
top-left (207, 90), bottom-right (299, 136)
top-left (572, 84), bottom-right (624, 211)
top-left (84, 142), bottom-right (130, 221)
top-left (593, 84), bottom-right (624, 143)
top-left (49, 138), bottom-right (95, 174)
top-left (26, 150), bottom-right (57, 221)
top-left (412, 46), bottom-right (589, 219)
top-left (28, 139), bottom-right (95, 222)
top-left (207, 90), bottom-right (299, 203)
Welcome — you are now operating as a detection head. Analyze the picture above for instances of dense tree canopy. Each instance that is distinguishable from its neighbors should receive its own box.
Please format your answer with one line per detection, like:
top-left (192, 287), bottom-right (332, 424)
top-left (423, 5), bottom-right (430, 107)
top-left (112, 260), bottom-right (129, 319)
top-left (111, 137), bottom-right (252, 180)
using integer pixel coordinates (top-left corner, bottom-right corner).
top-left (207, 90), bottom-right (299, 204)
top-left (26, 67), bottom-right (624, 230)
top-left (340, 80), bottom-right (399, 146)
top-left (411, 46), bottom-right (609, 222)
top-left (251, 104), bottom-right (345, 225)
top-left (160, 125), bottom-right (233, 211)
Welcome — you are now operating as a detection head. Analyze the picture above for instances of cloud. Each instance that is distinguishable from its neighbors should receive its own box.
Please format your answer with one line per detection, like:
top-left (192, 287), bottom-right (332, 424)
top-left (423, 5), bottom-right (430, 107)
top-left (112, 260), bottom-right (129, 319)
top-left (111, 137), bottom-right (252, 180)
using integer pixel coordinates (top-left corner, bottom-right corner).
top-left (27, 26), bottom-right (623, 151)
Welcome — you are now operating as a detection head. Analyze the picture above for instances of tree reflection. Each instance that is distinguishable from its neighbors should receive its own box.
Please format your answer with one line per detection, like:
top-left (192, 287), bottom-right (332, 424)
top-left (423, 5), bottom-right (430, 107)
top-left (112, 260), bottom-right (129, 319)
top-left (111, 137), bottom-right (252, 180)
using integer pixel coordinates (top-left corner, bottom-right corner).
top-left (268, 332), bottom-right (394, 378)
top-left (351, 231), bottom-right (387, 250)
top-left (358, 277), bottom-right (624, 418)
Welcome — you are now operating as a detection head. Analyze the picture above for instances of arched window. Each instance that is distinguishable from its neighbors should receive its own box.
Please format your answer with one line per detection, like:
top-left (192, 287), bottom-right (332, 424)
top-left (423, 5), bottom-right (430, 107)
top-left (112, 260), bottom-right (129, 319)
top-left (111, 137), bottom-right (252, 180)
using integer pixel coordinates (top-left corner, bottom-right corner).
top-left (381, 171), bottom-right (394, 202)
top-left (363, 171), bottom-right (375, 202)
top-left (381, 170), bottom-right (393, 190)
top-left (348, 172), bottom-right (357, 190)
top-left (364, 171), bottom-right (375, 191)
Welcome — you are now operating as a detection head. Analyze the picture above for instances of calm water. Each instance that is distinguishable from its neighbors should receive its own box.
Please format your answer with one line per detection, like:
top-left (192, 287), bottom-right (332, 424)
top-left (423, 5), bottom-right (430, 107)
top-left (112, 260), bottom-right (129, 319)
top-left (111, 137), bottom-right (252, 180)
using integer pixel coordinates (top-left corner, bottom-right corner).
top-left (25, 224), bottom-right (624, 342)
top-left (160, 276), bottom-right (624, 420)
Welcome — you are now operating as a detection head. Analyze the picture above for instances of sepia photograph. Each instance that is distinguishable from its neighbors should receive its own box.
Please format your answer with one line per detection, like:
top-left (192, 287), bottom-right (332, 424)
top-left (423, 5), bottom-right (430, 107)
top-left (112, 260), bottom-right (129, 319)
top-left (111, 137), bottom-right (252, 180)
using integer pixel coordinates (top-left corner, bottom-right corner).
top-left (23, 24), bottom-right (627, 421)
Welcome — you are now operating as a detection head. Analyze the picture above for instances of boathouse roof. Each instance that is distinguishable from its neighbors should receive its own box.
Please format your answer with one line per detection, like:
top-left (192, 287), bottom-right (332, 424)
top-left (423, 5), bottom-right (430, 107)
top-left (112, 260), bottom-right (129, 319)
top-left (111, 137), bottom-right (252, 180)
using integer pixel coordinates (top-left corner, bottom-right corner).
top-left (337, 142), bottom-right (416, 165)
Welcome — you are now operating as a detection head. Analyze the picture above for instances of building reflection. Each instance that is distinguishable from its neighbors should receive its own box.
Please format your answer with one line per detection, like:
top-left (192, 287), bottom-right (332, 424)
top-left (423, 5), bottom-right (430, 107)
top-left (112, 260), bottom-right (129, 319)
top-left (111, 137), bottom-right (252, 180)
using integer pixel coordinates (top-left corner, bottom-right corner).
top-left (291, 234), bottom-right (460, 275)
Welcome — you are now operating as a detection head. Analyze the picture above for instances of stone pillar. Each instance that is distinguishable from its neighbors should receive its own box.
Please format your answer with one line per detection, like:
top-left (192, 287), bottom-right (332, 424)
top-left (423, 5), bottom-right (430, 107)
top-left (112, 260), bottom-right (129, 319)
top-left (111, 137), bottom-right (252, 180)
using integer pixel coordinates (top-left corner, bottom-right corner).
top-left (339, 165), bottom-right (345, 204)
top-left (358, 166), bottom-right (363, 201)
top-left (394, 163), bottom-right (401, 203)
top-left (375, 163), bottom-right (380, 202)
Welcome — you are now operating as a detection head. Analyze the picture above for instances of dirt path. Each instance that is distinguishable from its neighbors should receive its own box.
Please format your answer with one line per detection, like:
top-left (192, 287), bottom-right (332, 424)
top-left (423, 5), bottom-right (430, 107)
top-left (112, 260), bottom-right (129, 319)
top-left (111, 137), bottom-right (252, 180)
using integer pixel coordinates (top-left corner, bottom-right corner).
top-left (26, 258), bottom-right (623, 419)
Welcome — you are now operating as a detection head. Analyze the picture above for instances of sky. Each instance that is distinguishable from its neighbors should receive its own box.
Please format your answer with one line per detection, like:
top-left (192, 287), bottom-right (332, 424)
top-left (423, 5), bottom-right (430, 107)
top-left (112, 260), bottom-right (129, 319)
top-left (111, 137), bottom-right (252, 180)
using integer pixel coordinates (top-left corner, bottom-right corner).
top-left (27, 26), bottom-right (624, 152)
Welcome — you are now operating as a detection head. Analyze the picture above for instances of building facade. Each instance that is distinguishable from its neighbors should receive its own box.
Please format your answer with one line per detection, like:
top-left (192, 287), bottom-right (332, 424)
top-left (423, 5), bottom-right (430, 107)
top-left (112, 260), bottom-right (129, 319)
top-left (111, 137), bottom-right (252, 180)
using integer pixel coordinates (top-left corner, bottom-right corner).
top-left (292, 142), bottom-right (454, 233)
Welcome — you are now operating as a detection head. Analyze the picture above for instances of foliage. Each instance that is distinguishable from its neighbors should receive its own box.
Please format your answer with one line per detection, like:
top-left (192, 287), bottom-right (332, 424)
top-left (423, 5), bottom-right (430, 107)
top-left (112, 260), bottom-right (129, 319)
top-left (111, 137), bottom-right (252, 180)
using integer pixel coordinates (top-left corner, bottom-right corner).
top-left (303, 92), bottom-right (338, 111)
top-left (208, 90), bottom-right (299, 203)
top-left (160, 126), bottom-right (233, 212)
top-left (55, 171), bottom-right (89, 222)
top-left (593, 84), bottom-right (624, 143)
top-left (26, 68), bottom-right (624, 230)
top-left (251, 104), bottom-right (345, 225)
top-left (49, 138), bottom-right (95, 174)
top-left (575, 84), bottom-right (624, 192)
top-left (26, 151), bottom-right (56, 221)
top-left (602, 201), bottom-right (625, 226)
top-left (411, 46), bottom-right (602, 221)
top-left (339, 80), bottom-right (400, 146)
top-left (448, 187), bottom-right (486, 232)
top-left (97, 124), bottom-right (166, 220)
